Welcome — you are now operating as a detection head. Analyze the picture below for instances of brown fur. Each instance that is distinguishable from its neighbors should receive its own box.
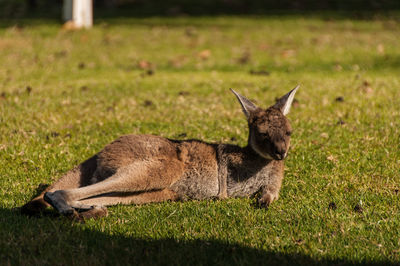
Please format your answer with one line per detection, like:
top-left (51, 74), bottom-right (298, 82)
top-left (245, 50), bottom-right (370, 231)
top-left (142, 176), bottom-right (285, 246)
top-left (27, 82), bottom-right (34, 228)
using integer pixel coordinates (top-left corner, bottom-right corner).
top-left (21, 87), bottom-right (298, 219)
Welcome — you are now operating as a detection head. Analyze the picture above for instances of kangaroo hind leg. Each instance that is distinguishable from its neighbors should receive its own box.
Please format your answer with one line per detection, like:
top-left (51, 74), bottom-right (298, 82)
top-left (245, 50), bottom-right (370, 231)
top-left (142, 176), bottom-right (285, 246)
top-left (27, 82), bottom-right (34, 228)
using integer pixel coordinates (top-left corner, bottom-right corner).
top-left (44, 158), bottom-right (184, 215)
top-left (21, 155), bottom-right (98, 216)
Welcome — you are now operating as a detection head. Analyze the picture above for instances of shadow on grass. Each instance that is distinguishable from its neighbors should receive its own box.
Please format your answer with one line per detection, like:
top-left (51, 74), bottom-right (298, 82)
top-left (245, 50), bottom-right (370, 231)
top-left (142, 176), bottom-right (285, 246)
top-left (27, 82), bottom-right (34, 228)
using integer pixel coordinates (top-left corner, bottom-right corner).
top-left (0, 208), bottom-right (395, 265)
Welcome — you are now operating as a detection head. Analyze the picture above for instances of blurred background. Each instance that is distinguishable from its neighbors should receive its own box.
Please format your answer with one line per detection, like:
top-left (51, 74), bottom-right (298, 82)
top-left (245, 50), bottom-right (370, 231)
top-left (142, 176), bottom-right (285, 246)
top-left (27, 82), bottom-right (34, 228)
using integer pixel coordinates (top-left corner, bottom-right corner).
top-left (1, 0), bottom-right (400, 20)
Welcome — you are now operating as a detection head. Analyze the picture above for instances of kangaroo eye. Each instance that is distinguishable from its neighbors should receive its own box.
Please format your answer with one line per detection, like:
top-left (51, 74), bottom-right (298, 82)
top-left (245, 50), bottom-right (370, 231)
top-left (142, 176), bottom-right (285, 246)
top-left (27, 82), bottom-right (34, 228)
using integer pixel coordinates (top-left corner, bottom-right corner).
top-left (286, 131), bottom-right (292, 136)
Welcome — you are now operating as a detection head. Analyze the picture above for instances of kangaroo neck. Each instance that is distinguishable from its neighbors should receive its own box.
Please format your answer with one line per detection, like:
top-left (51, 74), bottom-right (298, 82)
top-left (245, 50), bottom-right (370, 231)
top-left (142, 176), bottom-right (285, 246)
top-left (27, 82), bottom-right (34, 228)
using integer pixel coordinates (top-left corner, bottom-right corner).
top-left (243, 144), bottom-right (272, 164)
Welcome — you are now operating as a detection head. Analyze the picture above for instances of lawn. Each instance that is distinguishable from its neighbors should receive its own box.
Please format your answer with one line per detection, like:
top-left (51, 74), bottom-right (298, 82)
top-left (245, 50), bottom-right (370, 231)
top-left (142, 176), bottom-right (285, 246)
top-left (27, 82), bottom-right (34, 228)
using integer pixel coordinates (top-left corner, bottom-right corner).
top-left (0, 14), bottom-right (399, 265)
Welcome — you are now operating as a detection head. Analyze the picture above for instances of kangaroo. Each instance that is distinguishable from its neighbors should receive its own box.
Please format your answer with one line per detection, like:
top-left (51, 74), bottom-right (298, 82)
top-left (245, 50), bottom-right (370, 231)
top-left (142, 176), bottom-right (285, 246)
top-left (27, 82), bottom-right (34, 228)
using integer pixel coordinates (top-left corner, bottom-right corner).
top-left (21, 86), bottom-right (299, 220)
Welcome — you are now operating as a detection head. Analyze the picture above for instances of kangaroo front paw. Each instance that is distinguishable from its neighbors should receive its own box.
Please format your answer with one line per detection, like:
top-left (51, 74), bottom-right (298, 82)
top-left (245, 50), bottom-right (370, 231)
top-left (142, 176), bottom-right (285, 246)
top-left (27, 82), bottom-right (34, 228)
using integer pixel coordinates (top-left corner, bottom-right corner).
top-left (44, 191), bottom-right (74, 216)
top-left (258, 193), bottom-right (276, 209)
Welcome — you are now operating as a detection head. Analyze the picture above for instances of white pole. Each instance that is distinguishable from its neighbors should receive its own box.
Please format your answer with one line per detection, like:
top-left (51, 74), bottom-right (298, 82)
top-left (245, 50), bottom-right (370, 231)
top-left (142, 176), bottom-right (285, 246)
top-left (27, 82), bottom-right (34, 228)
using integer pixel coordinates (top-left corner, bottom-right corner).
top-left (72, 0), bottom-right (93, 28)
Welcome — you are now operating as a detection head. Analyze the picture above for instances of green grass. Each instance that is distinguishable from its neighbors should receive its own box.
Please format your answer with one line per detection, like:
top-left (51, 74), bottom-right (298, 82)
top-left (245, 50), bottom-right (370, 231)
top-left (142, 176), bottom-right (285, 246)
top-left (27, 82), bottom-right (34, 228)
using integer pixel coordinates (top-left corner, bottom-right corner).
top-left (1, 15), bottom-right (400, 265)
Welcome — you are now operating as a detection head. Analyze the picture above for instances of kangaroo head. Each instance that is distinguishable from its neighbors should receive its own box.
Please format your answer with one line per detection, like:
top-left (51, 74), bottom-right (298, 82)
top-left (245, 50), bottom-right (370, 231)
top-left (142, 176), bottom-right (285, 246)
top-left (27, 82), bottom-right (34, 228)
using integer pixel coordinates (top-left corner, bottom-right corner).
top-left (231, 86), bottom-right (299, 160)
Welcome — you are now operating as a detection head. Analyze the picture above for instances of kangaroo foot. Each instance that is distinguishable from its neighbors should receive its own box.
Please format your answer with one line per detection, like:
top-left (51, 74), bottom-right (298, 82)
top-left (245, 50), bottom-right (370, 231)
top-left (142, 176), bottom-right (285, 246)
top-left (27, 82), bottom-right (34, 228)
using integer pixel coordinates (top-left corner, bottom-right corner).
top-left (70, 201), bottom-right (98, 212)
top-left (44, 191), bottom-right (74, 216)
top-left (79, 206), bottom-right (108, 220)
top-left (63, 206), bottom-right (108, 223)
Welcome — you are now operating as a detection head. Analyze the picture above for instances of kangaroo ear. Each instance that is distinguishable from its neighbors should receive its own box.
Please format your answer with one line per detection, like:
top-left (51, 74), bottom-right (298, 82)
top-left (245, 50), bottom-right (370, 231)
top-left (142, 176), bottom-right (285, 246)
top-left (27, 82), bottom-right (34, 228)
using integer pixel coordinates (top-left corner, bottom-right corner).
top-left (273, 85), bottom-right (299, 115)
top-left (230, 89), bottom-right (258, 119)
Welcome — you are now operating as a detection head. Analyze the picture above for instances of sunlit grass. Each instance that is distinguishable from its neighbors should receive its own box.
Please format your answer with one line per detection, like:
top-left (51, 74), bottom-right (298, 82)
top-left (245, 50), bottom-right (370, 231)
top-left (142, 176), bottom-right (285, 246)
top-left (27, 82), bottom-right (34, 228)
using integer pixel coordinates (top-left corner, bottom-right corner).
top-left (0, 16), bottom-right (399, 265)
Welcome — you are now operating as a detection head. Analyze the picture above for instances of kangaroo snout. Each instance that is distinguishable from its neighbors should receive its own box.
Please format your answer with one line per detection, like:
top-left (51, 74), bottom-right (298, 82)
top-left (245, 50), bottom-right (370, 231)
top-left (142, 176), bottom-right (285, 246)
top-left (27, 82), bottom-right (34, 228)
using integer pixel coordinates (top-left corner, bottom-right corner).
top-left (272, 142), bottom-right (287, 160)
top-left (273, 150), bottom-right (286, 160)
top-left (274, 152), bottom-right (285, 160)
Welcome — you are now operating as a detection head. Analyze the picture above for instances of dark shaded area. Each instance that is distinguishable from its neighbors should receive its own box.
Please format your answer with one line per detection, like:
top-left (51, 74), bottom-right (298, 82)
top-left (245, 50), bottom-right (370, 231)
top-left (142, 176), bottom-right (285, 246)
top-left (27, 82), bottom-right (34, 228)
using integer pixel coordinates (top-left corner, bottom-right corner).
top-left (93, 0), bottom-right (400, 17)
top-left (1, 0), bottom-right (400, 20)
top-left (0, 208), bottom-right (396, 265)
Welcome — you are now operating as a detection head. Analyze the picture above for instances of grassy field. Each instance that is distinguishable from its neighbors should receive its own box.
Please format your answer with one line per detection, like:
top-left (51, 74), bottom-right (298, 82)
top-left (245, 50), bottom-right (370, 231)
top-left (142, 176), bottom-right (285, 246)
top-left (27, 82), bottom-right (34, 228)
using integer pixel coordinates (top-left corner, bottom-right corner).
top-left (1, 14), bottom-right (400, 265)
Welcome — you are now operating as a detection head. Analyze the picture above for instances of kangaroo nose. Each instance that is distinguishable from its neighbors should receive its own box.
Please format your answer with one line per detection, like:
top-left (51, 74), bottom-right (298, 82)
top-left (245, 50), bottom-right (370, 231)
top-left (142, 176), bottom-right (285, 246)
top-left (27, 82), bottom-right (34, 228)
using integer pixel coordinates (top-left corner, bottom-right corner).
top-left (274, 147), bottom-right (286, 160)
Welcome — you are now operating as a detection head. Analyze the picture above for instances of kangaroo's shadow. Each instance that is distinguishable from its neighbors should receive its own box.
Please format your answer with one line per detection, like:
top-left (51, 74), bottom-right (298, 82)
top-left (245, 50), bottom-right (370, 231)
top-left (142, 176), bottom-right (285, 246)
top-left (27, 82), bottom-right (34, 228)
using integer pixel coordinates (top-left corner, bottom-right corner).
top-left (0, 208), bottom-right (395, 265)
